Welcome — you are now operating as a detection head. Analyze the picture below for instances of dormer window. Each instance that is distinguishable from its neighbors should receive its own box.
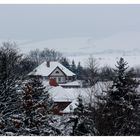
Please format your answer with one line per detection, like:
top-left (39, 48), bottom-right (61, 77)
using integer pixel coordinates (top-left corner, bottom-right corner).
top-left (55, 71), bottom-right (59, 74)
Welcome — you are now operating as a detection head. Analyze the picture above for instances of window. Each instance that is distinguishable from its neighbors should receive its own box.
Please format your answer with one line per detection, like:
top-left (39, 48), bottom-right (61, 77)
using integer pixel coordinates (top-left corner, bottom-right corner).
top-left (58, 77), bottom-right (61, 82)
top-left (55, 71), bottom-right (59, 74)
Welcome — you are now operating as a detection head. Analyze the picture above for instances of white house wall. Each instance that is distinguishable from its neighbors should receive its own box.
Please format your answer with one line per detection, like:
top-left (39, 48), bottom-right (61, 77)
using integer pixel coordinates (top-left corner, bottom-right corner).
top-left (49, 67), bottom-right (66, 83)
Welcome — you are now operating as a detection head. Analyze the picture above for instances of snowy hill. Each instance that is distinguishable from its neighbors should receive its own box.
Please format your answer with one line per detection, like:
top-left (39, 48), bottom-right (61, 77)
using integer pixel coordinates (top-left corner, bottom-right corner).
top-left (2, 31), bottom-right (140, 67)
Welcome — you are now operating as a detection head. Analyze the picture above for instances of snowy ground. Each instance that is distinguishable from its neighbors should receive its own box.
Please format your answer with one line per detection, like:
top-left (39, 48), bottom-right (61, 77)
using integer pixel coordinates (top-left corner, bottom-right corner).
top-left (1, 31), bottom-right (140, 68)
top-left (68, 54), bottom-right (140, 68)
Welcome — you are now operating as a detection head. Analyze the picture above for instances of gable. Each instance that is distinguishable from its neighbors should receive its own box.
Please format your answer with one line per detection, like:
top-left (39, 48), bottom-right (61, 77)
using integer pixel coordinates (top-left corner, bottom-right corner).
top-left (49, 67), bottom-right (66, 77)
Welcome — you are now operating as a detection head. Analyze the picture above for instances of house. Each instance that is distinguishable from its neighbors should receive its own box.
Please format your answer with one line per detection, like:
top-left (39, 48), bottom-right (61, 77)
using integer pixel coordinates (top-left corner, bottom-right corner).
top-left (28, 61), bottom-right (76, 84)
top-left (28, 61), bottom-right (80, 115)
top-left (48, 86), bottom-right (74, 115)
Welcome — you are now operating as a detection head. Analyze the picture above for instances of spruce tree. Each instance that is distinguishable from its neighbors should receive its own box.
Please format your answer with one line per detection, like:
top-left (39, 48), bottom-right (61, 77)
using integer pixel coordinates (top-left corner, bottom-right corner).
top-left (60, 57), bottom-right (71, 70)
top-left (21, 78), bottom-right (54, 135)
top-left (77, 62), bottom-right (83, 80)
top-left (71, 95), bottom-right (92, 136)
top-left (0, 42), bottom-right (22, 135)
top-left (71, 60), bottom-right (77, 74)
top-left (95, 57), bottom-right (140, 136)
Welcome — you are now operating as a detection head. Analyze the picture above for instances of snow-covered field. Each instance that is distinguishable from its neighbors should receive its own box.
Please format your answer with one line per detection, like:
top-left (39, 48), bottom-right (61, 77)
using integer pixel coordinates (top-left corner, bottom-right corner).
top-left (68, 54), bottom-right (140, 68)
top-left (1, 31), bottom-right (140, 67)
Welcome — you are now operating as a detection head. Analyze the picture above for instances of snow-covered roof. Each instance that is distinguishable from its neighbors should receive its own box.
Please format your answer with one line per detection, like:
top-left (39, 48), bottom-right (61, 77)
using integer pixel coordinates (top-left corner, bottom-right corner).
top-left (48, 86), bottom-right (76, 102)
top-left (59, 80), bottom-right (82, 87)
top-left (28, 61), bottom-right (76, 77)
top-left (51, 82), bottom-right (111, 112)
top-left (43, 80), bottom-right (112, 113)
top-left (63, 100), bottom-right (78, 113)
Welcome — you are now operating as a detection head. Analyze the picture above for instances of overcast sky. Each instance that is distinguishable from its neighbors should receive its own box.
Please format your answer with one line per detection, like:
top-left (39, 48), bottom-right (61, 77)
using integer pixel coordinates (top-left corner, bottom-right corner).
top-left (0, 4), bottom-right (140, 41)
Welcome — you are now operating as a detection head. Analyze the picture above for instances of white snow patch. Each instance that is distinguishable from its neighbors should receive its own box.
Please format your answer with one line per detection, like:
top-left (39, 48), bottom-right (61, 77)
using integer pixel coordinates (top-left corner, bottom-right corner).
top-left (49, 86), bottom-right (75, 102)
top-left (63, 100), bottom-right (78, 113)
top-left (59, 80), bottom-right (82, 87)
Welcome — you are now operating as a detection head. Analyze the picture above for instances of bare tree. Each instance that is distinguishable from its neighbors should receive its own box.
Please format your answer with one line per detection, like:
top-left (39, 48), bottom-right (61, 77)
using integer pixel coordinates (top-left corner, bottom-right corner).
top-left (41, 48), bottom-right (62, 61)
top-left (28, 49), bottom-right (42, 66)
top-left (84, 56), bottom-right (99, 86)
top-left (28, 48), bottom-right (63, 66)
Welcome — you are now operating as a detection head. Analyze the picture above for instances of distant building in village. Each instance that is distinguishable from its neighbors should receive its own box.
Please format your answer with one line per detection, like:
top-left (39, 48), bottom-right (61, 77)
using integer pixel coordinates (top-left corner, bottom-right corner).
top-left (28, 61), bottom-right (76, 84)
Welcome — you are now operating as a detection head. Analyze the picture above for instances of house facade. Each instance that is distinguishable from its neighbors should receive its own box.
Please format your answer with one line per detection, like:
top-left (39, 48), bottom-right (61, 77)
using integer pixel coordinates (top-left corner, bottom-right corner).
top-left (28, 61), bottom-right (76, 84)
top-left (48, 66), bottom-right (76, 84)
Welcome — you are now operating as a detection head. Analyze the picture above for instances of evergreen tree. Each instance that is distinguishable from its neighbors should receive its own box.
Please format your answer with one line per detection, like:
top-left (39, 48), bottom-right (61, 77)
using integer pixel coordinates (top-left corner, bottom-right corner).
top-left (94, 57), bottom-right (140, 136)
top-left (18, 57), bottom-right (37, 77)
top-left (71, 60), bottom-right (77, 74)
top-left (77, 62), bottom-right (83, 80)
top-left (100, 65), bottom-right (114, 81)
top-left (70, 95), bottom-right (92, 136)
top-left (59, 57), bottom-right (70, 70)
top-left (21, 78), bottom-right (56, 135)
top-left (0, 42), bottom-right (22, 135)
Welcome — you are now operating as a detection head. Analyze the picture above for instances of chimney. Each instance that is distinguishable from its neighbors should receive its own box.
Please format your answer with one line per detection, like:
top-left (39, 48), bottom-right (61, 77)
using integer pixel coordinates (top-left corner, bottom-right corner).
top-left (46, 61), bottom-right (50, 67)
